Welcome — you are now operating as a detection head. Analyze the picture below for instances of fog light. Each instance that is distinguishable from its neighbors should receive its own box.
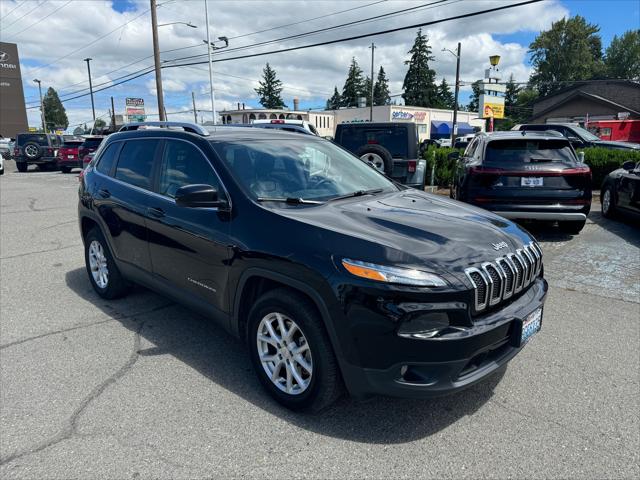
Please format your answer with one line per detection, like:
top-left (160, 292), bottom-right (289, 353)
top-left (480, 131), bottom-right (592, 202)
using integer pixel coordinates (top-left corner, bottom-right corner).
top-left (397, 313), bottom-right (449, 338)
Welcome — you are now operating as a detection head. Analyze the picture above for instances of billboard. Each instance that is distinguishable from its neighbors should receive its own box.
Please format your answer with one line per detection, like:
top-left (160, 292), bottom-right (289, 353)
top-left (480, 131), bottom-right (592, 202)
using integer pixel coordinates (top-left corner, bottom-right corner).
top-left (125, 97), bottom-right (146, 122)
top-left (479, 94), bottom-right (505, 119)
top-left (0, 42), bottom-right (29, 138)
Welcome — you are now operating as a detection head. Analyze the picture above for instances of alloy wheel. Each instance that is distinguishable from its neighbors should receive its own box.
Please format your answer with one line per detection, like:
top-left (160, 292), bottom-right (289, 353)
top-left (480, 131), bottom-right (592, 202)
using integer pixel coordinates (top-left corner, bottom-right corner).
top-left (88, 240), bottom-right (109, 288)
top-left (256, 312), bottom-right (313, 395)
top-left (360, 153), bottom-right (385, 172)
top-left (24, 145), bottom-right (38, 158)
top-left (602, 189), bottom-right (611, 214)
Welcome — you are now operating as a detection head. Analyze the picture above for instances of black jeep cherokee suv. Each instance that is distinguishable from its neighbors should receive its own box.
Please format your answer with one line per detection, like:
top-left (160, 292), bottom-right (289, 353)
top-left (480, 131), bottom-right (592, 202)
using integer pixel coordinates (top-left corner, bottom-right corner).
top-left (78, 121), bottom-right (547, 411)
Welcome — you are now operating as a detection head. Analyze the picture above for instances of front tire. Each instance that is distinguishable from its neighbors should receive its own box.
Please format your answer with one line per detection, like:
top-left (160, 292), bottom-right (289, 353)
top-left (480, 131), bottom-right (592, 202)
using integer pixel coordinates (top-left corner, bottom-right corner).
top-left (84, 227), bottom-right (129, 299)
top-left (601, 185), bottom-right (615, 218)
top-left (248, 289), bottom-right (342, 412)
top-left (558, 219), bottom-right (586, 234)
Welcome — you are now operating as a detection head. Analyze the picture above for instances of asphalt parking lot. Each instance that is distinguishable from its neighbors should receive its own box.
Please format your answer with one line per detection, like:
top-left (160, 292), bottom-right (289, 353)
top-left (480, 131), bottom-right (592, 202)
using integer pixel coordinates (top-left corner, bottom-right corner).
top-left (1, 161), bottom-right (638, 479)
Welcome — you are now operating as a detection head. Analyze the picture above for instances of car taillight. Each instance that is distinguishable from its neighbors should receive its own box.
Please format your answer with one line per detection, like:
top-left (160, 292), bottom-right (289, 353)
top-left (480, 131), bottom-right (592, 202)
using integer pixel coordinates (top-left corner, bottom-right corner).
top-left (407, 160), bottom-right (417, 173)
top-left (13, 147), bottom-right (19, 155)
top-left (469, 166), bottom-right (504, 175)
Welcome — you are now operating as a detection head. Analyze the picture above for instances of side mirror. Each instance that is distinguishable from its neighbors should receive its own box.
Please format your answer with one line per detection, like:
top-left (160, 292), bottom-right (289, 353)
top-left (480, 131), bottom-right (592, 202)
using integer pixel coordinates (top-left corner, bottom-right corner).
top-left (577, 151), bottom-right (585, 162)
top-left (622, 160), bottom-right (636, 171)
top-left (447, 151), bottom-right (460, 161)
top-left (175, 184), bottom-right (227, 209)
top-left (567, 136), bottom-right (582, 144)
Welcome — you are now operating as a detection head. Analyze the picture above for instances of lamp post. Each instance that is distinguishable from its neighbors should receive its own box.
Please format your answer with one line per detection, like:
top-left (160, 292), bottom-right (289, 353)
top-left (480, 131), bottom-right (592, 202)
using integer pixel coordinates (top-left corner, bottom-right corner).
top-left (83, 58), bottom-right (96, 123)
top-left (202, 29), bottom-right (229, 125)
top-left (158, 21), bottom-right (197, 28)
top-left (33, 79), bottom-right (46, 132)
top-left (150, 0), bottom-right (165, 121)
top-left (442, 43), bottom-right (461, 145)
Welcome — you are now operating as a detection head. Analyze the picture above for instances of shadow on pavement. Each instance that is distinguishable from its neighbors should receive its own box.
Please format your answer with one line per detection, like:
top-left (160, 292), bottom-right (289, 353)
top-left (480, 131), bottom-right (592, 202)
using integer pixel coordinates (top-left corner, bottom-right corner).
top-left (589, 210), bottom-right (640, 247)
top-left (65, 267), bottom-right (504, 444)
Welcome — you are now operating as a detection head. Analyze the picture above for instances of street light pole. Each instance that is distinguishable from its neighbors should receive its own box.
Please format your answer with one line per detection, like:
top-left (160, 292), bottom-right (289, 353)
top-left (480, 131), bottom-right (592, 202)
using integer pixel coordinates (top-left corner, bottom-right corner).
top-left (33, 79), bottom-right (45, 132)
top-left (369, 42), bottom-right (375, 121)
top-left (150, 0), bottom-right (165, 121)
top-left (452, 42), bottom-right (461, 145)
top-left (204, 0), bottom-right (216, 125)
top-left (83, 58), bottom-right (96, 122)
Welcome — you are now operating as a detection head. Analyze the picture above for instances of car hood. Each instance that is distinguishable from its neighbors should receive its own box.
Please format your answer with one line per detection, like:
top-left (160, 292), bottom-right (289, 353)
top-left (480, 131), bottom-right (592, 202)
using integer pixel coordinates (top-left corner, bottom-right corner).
top-left (594, 140), bottom-right (640, 150)
top-left (275, 190), bottom-right (535, 276)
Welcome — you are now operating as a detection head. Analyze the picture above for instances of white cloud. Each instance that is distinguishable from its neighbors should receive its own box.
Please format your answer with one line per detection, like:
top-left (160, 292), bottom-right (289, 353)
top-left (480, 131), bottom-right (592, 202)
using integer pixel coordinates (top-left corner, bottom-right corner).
top-left (2, 0), bottom-right (569, 129)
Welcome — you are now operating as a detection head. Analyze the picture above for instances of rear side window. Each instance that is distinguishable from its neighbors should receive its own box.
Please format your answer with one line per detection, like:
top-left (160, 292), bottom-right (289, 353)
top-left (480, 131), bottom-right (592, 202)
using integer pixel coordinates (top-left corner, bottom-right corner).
top-left (96, 143), bottom-right (120, 176)
top-left (114, 139), bottom-right (159, 190)
top-left (157, 140), bottom-right (219, 198)
top-left (485, 139), bottom-right (575, 164)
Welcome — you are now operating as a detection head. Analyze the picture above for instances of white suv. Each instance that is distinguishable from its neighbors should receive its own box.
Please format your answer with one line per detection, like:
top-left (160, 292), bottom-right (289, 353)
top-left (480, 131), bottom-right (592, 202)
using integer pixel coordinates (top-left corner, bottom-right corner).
top-left (252, 119), bottom-right (319, 136)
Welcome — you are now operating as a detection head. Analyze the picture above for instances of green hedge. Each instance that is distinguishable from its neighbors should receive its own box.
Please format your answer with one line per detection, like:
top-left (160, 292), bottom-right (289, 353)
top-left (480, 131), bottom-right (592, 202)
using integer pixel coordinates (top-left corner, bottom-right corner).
top-left (581, 148), bottom-right (640, 188)
top-left (422, 145), bottom-right (640, 188)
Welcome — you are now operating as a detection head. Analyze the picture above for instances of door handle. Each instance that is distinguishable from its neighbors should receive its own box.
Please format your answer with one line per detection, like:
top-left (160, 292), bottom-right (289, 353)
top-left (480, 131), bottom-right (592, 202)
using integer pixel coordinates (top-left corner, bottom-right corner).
top-left (98, 188), bottom-right (110, 198)
top-left (146, 207), bottom-right (165, 218)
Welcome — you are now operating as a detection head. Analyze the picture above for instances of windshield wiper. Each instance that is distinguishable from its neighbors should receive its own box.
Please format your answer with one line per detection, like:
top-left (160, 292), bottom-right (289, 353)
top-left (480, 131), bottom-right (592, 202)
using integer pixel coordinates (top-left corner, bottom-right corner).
top-left (327, 188), bottom-right (384, 202)
top-left (256, 197), bottom-right (324, 205)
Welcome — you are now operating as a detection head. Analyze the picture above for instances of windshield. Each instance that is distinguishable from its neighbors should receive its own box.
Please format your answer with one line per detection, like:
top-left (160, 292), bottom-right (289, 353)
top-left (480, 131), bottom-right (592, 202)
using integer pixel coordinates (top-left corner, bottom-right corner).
top-left (486, 139), bottom-right (576, 164)
top-left (570, 125), bottom-right (600, 141)
top-left (211, 138), bottom-right (398, 201)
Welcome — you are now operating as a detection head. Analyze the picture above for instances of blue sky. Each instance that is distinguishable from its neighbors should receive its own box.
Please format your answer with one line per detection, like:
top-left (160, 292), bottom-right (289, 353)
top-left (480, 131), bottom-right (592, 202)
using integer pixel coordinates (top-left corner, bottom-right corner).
top-left (4, 0), bottom-right (638, 131)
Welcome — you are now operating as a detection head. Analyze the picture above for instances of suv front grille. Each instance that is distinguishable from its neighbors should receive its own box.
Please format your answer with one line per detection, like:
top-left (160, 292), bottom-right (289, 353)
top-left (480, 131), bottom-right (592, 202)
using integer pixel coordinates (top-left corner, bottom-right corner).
top-left (465, 242), bottom-right (542, 314)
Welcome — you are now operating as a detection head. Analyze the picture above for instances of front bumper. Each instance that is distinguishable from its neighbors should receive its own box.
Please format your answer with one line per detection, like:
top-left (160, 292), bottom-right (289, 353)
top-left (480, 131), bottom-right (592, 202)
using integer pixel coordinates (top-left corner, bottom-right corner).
top-left (337, 277), bottom-right (547, 399)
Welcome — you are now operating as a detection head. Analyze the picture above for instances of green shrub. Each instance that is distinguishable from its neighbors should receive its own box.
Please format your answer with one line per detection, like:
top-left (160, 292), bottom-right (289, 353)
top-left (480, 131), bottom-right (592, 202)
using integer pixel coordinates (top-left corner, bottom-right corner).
top-left (422, 145), bottom-right (640, 189)
top-left (580, 148), bottom-right (640, 188)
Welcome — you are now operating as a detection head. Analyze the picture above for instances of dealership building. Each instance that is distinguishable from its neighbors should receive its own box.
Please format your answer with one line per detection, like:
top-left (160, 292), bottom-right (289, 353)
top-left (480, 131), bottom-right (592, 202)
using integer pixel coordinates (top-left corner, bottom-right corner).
top-left (0, 42), bottom-right (28, 138)
top-left (219, 100), bottom-right (484, 140)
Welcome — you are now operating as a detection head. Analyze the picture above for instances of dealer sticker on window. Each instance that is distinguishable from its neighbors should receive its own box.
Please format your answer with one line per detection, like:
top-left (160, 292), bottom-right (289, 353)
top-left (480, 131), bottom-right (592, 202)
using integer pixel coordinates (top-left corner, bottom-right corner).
top-left (521, 307), bottom-right (542, 344)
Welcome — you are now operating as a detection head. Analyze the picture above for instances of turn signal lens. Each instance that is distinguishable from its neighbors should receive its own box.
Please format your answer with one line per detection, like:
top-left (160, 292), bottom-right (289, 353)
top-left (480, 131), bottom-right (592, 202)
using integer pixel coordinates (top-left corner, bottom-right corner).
top-left (341, 259), bottom-right (447, 287)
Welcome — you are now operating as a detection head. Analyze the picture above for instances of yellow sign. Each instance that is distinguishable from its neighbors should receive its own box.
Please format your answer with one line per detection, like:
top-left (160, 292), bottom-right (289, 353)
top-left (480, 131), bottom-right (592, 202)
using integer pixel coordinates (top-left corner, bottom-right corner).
top-left (28, 127), bottom-right (37, 132)
top-left (482, 101), bottom-right (504, 119)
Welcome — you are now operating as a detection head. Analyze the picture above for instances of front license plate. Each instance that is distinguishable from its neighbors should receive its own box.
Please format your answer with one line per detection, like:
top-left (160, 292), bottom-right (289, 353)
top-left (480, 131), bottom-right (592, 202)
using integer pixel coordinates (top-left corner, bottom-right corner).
top-left (521, 307), bottom-right (542, 345)
top-left (521, 177), bottom-right (543, 187)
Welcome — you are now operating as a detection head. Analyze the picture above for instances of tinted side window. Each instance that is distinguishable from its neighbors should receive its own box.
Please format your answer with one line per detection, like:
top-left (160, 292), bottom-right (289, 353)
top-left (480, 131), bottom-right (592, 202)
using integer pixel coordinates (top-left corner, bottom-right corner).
top-left (158, 140), bottom-right (219, 198)
top-left (115, 139), bottom-right (159, 190)
top-left (96, 143), bottom-right (120, 176)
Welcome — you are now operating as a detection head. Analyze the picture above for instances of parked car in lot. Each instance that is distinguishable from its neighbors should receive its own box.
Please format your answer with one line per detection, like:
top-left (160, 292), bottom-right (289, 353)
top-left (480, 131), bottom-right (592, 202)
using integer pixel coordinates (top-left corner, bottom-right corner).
top-left (252, 119), bottom-right (319, 135)
top-left (334, 122), bottom-right (427, 188)
top-left (454, 134), bottom-right (476, 150)
top-left (601, 160), bottom-right (640, 220)
top-left (0, 137), bottom-right (14, 160)
top-left (450, 131), bottom-right (592, 234)
top-left (79, 121), bottom-right (547, 411)
top-left (58, 137), bottom-right (85, 173)
top-left (13, 133), bottom-right (63, 172)
top-left (517, 123), bottom-right (640, 150)
top-left (78, 136), bottom-right (104, 163)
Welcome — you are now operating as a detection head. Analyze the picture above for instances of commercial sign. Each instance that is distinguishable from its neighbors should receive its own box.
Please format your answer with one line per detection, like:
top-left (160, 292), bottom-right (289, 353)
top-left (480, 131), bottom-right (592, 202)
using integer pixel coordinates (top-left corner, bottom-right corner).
top-left (479, 94), bottom-right (505, 119)
top-left (0, 42), bottom-right (29, 138)
top-left (391, 109), bottom-right (428, 122)
top-left (125, 97), bottom-right (146, 122)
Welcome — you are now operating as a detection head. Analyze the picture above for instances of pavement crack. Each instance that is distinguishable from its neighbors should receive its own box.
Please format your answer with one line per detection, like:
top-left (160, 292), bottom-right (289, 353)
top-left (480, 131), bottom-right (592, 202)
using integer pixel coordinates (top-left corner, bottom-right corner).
top-left (1, 243), bottom-right (82, 260)
top-left (0, 321), bottom-right (146, 466)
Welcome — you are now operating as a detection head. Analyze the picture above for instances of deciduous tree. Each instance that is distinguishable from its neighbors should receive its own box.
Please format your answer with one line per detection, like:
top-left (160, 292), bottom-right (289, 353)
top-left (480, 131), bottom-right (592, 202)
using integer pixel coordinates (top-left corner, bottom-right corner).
top-left (605, 29), bottom-right (640, 80)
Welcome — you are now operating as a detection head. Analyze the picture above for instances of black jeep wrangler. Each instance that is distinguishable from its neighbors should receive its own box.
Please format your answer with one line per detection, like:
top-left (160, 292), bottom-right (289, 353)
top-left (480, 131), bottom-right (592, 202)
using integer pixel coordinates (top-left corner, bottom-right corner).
top-left (14, 133), bottom-right (62, 172)
top-left (334, 122), bottom-right (427, 188)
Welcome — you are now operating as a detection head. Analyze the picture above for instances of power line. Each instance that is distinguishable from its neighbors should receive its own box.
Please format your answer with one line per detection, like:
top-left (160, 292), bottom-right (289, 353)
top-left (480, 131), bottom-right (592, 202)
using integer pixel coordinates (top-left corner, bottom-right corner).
top-left (1, 0), bottom-right (49, 31)
top-left (1, 1), bottom-right (27, 21)
top-left (5, 0), bottom-right (72, 40)
top-left (26, 0), bottom-right (544, 108)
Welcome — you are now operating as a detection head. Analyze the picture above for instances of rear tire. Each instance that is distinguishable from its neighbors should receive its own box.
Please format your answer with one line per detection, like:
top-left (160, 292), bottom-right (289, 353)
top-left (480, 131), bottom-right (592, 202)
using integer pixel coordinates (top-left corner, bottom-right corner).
top-left (601, 186), bottom-right (615, 218)
top-left (16, 162), bottom-right (28, 172)
top-left (84, 227), bottom-right (129, 299)
top-left (247, 288), bottom-right (342, 412)
top-left (558, 219), bottom-right (586, 234)
top-left (60, 166), bottom-right (71, 174)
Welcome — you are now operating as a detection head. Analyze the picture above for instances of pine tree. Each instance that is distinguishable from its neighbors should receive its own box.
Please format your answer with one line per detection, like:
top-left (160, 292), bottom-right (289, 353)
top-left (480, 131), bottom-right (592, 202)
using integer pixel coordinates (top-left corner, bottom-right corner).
top-left (402, 29), bottom-right (438, 107)
top-left (435, 78), bottom-right (455, 109)
top-left (363, 76), bottom-right (372, 107)
top-left (255, 63), bottom-right (285, 109)
top-left (326, 86), bottom-right (342, 110)
top-left (467, 80), bottom-right (482, 112)
top-left (504, 74), bottom-right (521, 108)
top-left (373, 66), bottom-right (390, 106)
top-left (341, 58), bottom-right (365, 107)
top-left (42, 87), bottom-right (68, 130)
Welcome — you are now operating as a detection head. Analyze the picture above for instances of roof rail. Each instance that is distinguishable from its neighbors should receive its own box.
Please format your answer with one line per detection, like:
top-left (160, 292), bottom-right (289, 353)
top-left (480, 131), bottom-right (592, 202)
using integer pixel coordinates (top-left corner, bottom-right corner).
top-left (118, 121), bottom-right (210, 136)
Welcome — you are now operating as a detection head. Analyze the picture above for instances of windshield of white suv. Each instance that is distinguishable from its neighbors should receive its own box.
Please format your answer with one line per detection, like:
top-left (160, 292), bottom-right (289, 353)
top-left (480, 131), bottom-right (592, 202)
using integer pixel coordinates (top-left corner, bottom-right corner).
top-left (570, 126), bottom-right (601, 142)
top-left (211, 138), bottom-right (398, 201)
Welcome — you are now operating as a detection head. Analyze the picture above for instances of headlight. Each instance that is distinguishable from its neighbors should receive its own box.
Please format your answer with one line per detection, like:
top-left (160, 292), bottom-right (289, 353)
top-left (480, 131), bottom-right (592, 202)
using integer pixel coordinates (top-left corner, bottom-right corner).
top-left (341, 258), bottom-right (447, 287)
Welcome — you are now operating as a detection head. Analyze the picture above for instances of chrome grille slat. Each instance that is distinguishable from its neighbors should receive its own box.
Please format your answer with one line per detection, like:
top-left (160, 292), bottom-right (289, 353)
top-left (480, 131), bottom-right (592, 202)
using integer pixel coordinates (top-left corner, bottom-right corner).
top-left (465, 243), bottom-right (543, 314)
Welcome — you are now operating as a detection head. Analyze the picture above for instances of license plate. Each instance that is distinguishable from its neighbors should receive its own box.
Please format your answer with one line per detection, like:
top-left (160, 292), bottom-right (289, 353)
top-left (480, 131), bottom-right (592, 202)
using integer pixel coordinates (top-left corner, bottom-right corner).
top-left (521, 307), bottom-right (542, 344)
top-left (67, 155), bottom-right (74, 159)
top-left (521, 177), bottom-right (543, 187)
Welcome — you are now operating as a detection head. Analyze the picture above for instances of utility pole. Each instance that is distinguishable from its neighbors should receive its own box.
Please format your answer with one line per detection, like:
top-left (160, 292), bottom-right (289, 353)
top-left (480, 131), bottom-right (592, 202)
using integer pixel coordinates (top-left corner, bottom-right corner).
top-left (451, 42), bottom-right (461, 145)
top-left (110, 96), bottom-right (116, 131)
top-left (83, 58), bottom-right (96, 122)
top-left (33, 79), bottom-right (46, 132)
top-left (191, 91), bottom-right (198, 123)
top-left (150, 0), bottom-right (165, 121)
top-left (204, 0), bottom-right (216, 125)
top-left (369, 42), bottom-right (375, 121)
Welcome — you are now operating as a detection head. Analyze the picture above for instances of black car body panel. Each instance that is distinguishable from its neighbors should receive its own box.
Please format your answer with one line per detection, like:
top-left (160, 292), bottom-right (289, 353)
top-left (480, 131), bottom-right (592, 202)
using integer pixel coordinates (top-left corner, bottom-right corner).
top-left (78, 125), bottom-right (547, 399)
top-left (453, 131), bottom-right (592, 222)
top-left (601, 161), bottom-right (640, 219)
top-left (518, 123), bottom-right (640, 150)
